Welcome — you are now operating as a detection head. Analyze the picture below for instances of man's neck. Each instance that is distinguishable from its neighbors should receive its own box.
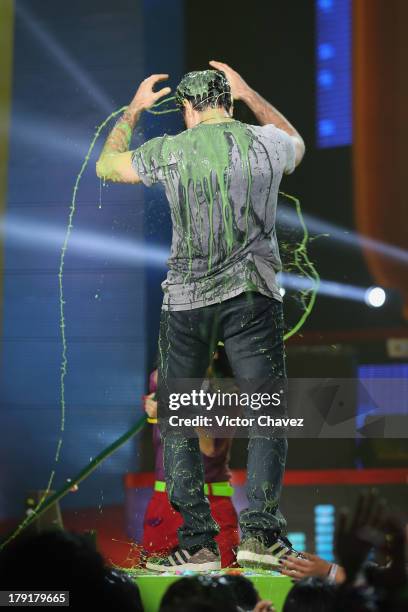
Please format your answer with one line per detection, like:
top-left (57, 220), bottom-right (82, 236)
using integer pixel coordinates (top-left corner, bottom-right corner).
top-left (196, 108), bottom-right (233, 125)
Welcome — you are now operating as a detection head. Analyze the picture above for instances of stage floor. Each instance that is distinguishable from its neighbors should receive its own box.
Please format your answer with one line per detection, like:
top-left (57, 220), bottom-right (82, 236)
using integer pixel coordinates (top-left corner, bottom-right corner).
top-left (128, 569), bottom-right (292, 612)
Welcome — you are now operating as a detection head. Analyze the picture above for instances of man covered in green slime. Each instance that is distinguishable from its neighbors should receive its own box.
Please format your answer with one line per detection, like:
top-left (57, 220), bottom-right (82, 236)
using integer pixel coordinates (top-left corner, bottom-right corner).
top-left (97, 61), bottom-right (305, 571)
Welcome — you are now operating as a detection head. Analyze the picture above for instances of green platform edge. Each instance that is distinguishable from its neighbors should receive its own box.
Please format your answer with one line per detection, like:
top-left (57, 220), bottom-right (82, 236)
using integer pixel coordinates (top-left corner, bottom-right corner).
top-left (131, 573), bottom-right (292, 612)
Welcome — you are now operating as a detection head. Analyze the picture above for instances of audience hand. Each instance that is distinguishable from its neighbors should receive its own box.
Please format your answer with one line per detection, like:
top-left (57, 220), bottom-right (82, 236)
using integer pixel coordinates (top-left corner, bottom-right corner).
top-left (365, 514), bottom-right (407, 592)
top-left (280, 552), bottom-right (332, 581)
top-left (143, 392), bottom-right (158, 419)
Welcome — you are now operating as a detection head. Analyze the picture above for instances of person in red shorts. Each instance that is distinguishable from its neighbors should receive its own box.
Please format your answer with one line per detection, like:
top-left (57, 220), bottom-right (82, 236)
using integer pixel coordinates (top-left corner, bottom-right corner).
top-left (142, 347), bottom-right (239, 568)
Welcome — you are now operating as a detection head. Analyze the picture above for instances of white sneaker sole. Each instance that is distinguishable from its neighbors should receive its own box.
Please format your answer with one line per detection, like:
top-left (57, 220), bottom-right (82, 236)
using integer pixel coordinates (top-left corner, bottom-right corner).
top-left (145, 560), bottom-right (221, 573)
top-left (237, 550), bottom-right (281, 570)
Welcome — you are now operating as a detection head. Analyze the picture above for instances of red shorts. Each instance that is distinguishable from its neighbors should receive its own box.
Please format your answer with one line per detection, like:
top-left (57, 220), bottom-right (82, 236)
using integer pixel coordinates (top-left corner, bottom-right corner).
top-left (142, 490), bottom-right (239, 568)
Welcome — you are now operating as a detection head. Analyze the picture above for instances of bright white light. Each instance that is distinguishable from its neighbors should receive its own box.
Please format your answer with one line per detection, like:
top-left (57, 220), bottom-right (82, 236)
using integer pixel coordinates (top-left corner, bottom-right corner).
top-left (365, 286), bottom-right (386, 308)
top-left (279, 287), bottom-right (286, 297)
top-left (278, 271), bottom-right (373, 303)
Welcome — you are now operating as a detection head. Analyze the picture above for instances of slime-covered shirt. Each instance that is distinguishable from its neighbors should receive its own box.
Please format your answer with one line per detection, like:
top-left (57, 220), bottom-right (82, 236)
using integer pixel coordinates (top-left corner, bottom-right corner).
top-left (132, 120), bottom-right (296, 311)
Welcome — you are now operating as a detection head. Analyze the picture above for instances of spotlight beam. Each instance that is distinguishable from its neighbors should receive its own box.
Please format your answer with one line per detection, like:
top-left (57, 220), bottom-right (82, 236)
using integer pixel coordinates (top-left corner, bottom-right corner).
top-left (16, 3), bottom-right (112, 114)
top-left (278, 272), bottom-right (376, 304)
top-left (278, 204), bottom-right (408, 264)
top-left (0, 215), bottom-right (169, 267)
top-left (12, 113), bottom-right (95, 160)
top-left (1, 216), bottom-right (385, 305)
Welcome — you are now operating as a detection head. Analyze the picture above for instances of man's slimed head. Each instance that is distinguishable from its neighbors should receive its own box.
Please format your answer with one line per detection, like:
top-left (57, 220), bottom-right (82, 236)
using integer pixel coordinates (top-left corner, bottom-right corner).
top-left (175, 69), bottom-right (234, 128)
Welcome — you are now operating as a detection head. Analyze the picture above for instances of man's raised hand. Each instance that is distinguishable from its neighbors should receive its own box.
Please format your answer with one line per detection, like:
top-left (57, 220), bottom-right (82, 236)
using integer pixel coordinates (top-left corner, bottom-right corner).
top-left (129, 74), bottom-right (171, 113)
top-left (209, 60), bottom-right (250, 101)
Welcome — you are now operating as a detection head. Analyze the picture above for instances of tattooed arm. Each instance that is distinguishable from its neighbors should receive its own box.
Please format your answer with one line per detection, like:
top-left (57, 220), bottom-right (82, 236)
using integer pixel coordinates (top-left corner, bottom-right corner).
top-left (96, 74), bottom-right (171, 183)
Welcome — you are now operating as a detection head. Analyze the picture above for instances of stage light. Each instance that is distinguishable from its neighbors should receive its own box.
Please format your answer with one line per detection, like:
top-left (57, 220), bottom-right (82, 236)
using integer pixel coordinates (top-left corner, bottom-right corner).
top-left (316, 0), bottom-right (352, 147)
top-left (16, 3), bottom-right (112, 114)
top-left (318, 43), bottom-right (335, 61)
top-left (0, 215), bottom-right (169, 267)
top-left (287, 532), bottom-right (306, 552)
top-left (365, 286), bottom-right (386, 308)
top-left (318, 69), bottom-right (334, 88)
top-left (278, 272), bottom-right (367, 303)
top-left (314, 504), bottom-right (335, 562)
top-left (0, 216), bottom-right (393, 308)
top-left (278, 203), bottom-right (408, 264)
top-left (13, 114), bottom-right (92, 160)
top-left (318, 0), bottom-right (333, 10)
top-left (318, 119), bottom-right (335, 137)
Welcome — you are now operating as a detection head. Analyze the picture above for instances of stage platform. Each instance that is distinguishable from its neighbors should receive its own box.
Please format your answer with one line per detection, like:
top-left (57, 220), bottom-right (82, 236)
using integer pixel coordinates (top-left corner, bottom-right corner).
top-left (128, 569), bottom-right (292, 612)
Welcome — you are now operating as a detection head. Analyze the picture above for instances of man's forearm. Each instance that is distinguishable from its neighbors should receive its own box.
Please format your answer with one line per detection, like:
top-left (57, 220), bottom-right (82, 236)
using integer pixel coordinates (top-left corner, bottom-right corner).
top-left (242, 87), bottom-right (300, 139)
top-left (242, 87), bottom-right (305, 165)
top-left (95, 74), bottom-right (170, 182)
top-left (96, 106), bottom-right (141, 179)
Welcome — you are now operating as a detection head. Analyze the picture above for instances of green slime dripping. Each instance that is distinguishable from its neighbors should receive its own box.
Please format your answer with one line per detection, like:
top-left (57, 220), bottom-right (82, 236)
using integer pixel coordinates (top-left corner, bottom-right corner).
top-left (1, 96), bottom-right (319, 547)
top-left (139, 121), bottom-right (254, 272)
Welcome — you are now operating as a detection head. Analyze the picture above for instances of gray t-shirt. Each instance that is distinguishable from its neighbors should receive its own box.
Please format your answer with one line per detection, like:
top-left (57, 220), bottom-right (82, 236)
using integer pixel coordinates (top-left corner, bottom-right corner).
top-left (132, 120), bottom-right (296, 311)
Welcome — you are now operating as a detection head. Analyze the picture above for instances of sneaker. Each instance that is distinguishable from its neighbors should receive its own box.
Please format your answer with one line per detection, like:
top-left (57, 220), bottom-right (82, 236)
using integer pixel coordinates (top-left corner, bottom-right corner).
top-left (237, 534), bottom-right (301, 571)
top-left (145, 543), bottom-right (221, 573)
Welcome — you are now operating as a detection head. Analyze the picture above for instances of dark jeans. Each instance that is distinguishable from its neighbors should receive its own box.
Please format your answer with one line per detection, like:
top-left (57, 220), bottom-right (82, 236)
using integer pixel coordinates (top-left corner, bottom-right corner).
top-left (157, 290), bottom-right (288, 549)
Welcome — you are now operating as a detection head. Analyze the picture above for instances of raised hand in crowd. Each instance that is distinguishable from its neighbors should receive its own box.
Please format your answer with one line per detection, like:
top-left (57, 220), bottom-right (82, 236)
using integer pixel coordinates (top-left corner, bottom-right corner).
top-left (335, 489), bottom-right (387, 583)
